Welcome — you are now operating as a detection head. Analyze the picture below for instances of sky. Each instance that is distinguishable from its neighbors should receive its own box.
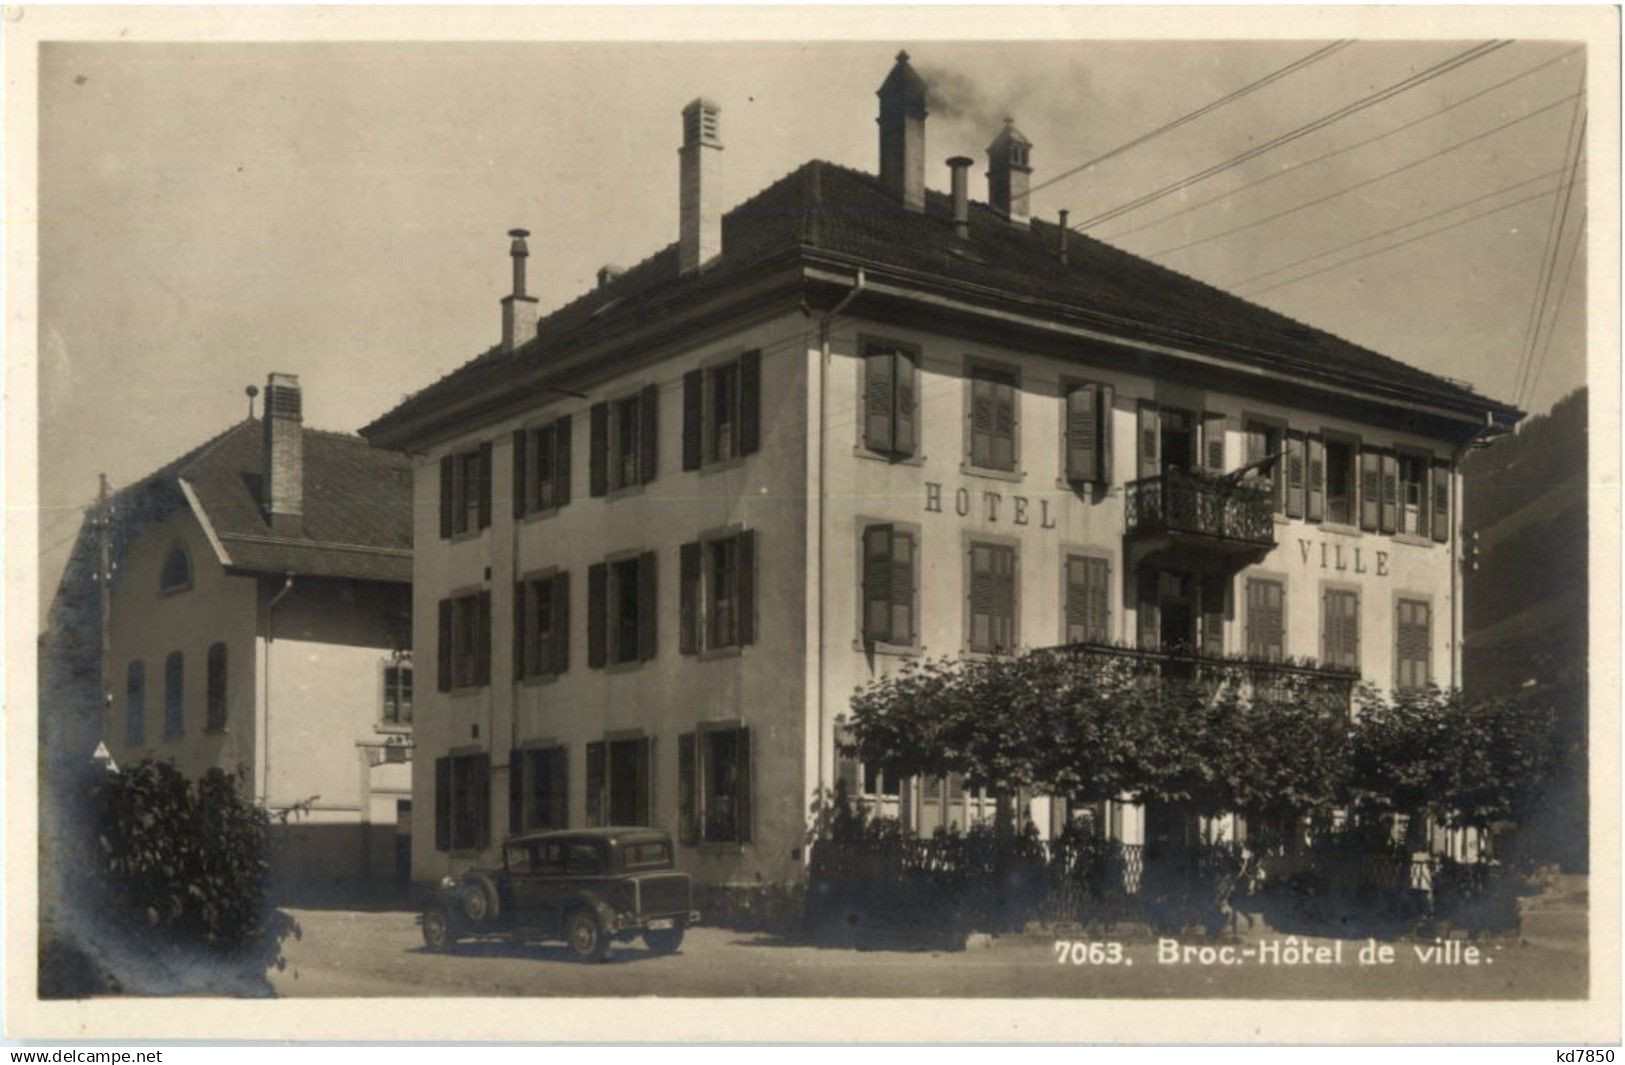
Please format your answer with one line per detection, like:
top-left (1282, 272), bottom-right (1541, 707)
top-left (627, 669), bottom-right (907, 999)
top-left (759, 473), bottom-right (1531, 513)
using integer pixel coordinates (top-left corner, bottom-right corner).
top-left (36, 38), bottom-right (1590, 606)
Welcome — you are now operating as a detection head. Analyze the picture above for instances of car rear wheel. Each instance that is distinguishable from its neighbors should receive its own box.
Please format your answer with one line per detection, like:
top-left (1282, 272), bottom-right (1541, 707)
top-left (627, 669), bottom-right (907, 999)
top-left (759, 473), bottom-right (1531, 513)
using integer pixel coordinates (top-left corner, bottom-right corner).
top-left (421, 907), bottom-right (455, 952)
top-left (643, 924), bottom-right (685, 955)
top-left (565, 908), bottom-right (611, 963)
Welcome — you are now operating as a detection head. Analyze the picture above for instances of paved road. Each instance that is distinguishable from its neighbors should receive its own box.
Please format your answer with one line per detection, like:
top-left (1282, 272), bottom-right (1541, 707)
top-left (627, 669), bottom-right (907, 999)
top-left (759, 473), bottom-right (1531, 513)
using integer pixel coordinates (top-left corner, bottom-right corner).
top-left (270, 908), bottom-right (1587, 999)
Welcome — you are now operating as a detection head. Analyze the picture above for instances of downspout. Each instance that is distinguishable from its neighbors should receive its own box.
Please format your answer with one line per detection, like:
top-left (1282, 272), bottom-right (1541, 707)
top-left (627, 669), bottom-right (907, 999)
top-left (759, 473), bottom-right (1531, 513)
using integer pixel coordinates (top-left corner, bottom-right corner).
top-left (263, 572), bottom-right (296, 805)
top-left (1449, 411), bottom-right (1500, 690)
top-left (815, 269), bottom-right (865, 808)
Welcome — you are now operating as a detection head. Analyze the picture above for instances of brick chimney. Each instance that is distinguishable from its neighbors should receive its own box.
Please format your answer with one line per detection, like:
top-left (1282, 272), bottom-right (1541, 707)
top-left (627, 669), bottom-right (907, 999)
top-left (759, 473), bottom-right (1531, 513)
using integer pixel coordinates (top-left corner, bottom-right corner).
top-left (679, 98), bottom-right (723, 275)
top-left (262, 372), bottom-right (303, 536)
top-left (878, 51), bottom-right (928, 213)
top-left (987, 118), bottom-right (1032, 227)
top-left (500, 228), bottom-right (541, 352)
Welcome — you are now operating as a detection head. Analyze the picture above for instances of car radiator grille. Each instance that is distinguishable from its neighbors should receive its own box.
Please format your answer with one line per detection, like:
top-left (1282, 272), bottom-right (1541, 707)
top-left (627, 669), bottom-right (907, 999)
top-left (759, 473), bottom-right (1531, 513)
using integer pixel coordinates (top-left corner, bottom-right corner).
top-left (637, 874), bottom-right (691, 916)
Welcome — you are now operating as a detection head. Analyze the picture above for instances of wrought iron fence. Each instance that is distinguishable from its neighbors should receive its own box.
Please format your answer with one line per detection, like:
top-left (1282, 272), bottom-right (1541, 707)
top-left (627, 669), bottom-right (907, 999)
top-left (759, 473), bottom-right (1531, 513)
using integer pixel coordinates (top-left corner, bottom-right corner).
top-left (1124, 467), bottom-right (1276, 546)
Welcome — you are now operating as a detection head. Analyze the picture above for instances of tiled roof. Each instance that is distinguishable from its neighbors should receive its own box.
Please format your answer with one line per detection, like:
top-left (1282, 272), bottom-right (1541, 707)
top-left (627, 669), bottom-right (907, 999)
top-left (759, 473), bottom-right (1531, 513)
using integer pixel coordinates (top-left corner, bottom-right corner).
top-left (364, 159), bottom-right (1518, 441)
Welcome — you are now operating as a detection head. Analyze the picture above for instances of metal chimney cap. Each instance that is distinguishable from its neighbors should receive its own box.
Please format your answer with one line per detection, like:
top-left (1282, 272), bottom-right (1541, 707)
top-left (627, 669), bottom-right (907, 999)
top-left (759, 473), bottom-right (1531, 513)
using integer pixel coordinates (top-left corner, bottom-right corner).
top-left (507, 228), bottom-right (531, 239)
top-left (946, 155), bottom-right (974, 168)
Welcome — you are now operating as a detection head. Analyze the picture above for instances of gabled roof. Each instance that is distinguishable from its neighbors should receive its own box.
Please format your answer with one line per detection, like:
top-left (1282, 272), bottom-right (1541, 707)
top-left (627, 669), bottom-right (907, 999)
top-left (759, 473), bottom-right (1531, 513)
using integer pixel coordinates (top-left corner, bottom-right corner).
top-left (362, 159), bottom-right (1521, 445)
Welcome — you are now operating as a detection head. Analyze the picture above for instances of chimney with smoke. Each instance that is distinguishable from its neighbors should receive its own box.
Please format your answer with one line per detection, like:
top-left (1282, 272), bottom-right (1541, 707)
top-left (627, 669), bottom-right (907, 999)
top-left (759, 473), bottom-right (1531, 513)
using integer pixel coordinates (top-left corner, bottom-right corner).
top-left (679, 98), bottom-right (723, 275)
top-left (501, 228), bottom-right (542, 352)
top-left (878, 51), bottom-right (928, 213)
top-left (262, 372), bottom-right (303, 537)
top-left (947, 156), bottom-right (972, 240)
top-left (987, 118), bottom-right (1033, 227)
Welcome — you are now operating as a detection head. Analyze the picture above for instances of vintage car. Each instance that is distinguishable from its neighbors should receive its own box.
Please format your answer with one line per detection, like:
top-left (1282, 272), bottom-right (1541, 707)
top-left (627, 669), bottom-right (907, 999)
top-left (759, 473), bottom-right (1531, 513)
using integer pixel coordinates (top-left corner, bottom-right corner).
top-left (418, 827), bottom-right (699, 961)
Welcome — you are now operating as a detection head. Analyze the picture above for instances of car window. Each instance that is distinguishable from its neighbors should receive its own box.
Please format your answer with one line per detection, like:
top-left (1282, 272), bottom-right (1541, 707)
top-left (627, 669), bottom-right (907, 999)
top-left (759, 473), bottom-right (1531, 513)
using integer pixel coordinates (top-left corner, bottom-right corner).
top-left (506, 845), bottom-right (532, 874)
top-left (623, 840), bottom-right (671, 868)
top-left (564, 842), bottom-right (603, 875)
top-left (537, 842), bottom-right (566, 874)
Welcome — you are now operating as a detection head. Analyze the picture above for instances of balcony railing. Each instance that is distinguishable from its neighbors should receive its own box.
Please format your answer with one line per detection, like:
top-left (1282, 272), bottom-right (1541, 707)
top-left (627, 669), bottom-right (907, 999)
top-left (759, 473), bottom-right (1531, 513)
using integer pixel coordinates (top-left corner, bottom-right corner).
top-left (1050, 641), bottom-right (1358, 715)
top-left (1124, 467), bottom-right (1276, 550)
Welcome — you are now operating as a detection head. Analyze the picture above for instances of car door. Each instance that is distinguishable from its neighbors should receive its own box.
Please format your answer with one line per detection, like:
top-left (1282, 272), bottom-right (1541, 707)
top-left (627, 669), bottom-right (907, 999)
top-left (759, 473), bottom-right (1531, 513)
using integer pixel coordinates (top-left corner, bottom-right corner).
top-left (532, 840), bottom-right (574, 935)
top-left (505, 842), bottom-right (548, 928)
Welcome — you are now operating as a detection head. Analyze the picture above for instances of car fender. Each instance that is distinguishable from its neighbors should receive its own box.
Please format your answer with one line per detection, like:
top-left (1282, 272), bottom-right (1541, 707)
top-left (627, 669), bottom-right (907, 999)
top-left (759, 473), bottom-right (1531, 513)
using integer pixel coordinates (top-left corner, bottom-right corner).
top-left (567, 888), bottom-right (617, 928)
top-left (459, 872), bottom-right (502, 923)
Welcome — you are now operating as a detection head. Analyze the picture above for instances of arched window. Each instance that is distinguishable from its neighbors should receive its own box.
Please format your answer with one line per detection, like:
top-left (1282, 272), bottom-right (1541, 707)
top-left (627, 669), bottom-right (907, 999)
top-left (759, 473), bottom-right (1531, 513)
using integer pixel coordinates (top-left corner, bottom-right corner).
top-left (206, 642), bottom-right (228, 732)
top-left (159, 543), bottom-right (192, 594)
top-left (124, 661), bottom-right (145, 746)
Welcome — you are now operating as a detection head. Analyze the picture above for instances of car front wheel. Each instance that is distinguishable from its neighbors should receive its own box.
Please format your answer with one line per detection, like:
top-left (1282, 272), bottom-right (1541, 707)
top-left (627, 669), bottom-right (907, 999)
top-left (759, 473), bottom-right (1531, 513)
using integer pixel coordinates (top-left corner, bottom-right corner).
top-left (643, 924), bottom-right (685, 955)
top-left (565, 909), bottom-right (610, 963)
top-left (421, 907), bottom-right (455, 952)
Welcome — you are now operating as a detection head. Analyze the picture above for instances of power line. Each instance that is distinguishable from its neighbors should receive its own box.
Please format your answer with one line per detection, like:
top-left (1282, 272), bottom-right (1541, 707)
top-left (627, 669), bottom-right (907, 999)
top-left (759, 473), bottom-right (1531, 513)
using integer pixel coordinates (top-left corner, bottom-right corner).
top-left (1027, 40), bottom-right (1354, 198)
top-left (1523, 207), bottom-right (1586, 407)
top-left (1145, 90), bottom-right (1580, 259)
top-left (1099, 45), bottom-right (1583, 245)
top-left (1511, 98), bottom-right (1584, 404)
top-left (1071, 40), bottom-right (1512, 232)
top-left (1514, 106), bottom-right (1587, 406)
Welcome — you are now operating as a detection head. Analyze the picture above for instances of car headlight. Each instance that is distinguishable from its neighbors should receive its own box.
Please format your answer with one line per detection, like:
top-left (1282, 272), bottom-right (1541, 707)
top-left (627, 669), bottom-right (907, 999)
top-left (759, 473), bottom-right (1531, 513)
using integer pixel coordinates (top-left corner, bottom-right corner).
top-left (439, 875), bottom-right (459, 890)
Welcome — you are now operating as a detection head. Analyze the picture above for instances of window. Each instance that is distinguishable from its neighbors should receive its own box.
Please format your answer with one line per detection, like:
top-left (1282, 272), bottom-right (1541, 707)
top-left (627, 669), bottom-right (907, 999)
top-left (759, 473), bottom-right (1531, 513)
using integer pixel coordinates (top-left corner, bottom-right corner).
top-left (861, 524), bottom-right (916, 647)
top-left (513, 416), bottom-right (571, 518)
top-left (624, 839), bottom-right (672, 868)
top-left (1397, 453), bottom-right (1430, 537)
top-left (163, 652), bottom-right (184, 739)
top-left (862, 341), bottom-right (918, 458)
top-left (1430, 460), bottom-right (1452, 544)
top-left (436, 591), bottom-right (491, 691)
top-left (1063, 382), bottom-right (1113, 485)
top-left (1396, 599), bottom-right (1432, 689)
top-left (590, 386), bottom-right (659, 494)
top-left (1359, 448), bottom-right (1382, 532)
top-left (206, 642), bottom-right (228, 732)
top-left (588, 553), bottom-right (657, 667)
top-left (1064, 554), bottom-right (1110, 644)
top-left (679, 530), bottom-right (756, 654)
top-left (1322, 588), bottom-right (1360, 670)
top-left (1305, 435), bottom-right (1325, 522)
top-left (586, 737), bottom-right (652, 827)
top-left (516, 572), bottom-right (569, 679)
top-left (1324, 438), bottom-right (1357, 525)
top-left (434, 752), bottom-right (490, 852)
top-left (677, 725), bottom-right (753, 845)
top-left (1284, 431), bottom-right (1307, 520)
top-left (125, 661), bottom-right (145, 746)
top-left (1245, 578), bottom-right (1286, 661)
top-left (683, 353), bottom-right (762, 470)
top-left (438, 443), bottom-right (492, 538)
top-left (159, 545), bottom-right (192, 594)
top-left (1245, 420), bottom-right (1285, 513)
top-left (967, 364), bottom-right (1018, 472)
top-left (382, 659), bottom-right (413, 724)
top-left (509, 745), bottom-right (568, 833)
top-left (967, 541), bottom-right (1017, 653)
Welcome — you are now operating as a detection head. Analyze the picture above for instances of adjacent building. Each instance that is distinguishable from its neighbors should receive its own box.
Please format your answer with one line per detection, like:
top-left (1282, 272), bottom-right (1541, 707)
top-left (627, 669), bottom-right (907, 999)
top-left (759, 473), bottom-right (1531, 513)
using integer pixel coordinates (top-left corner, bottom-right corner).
top-left (361, 54), bottom-right (1522, 894)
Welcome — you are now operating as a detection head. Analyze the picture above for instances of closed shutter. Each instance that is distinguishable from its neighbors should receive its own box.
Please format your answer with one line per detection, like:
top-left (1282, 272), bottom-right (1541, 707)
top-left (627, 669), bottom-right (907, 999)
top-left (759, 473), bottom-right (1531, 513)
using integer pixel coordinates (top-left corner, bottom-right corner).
top-left (551, 572), bottom-right (570, 673)
top-left (894, 351), bottom-right (918, 456)
top-left (585, 741), bottom-right (605, 827)
top-left (437, 599), bottom-right (453, 692)
top-left (1285, 432), bottom-right (1306, 519)
top-left (737, 529), bottom-right (756, 646)
top-left (1137, 568), bottom-right (1160, 651)
top-left (475, 591), bottom-right (492, 686)
top-left (435, 757), bottom-right (451, 851)
top-left (477, 441), bottom-right (493, 529)
top-left (1323, 590), bottom-right (1359, 669)
top-left (439, 455), bottom-right (455, 539)
top-left (1359, 450), bottom-right (1381, 531)
top-left (639, 384), bottom-right (659, 484)
top-left (677, 733), bottom-right (697, 844)
top-left (509, 751), bottom-right (525, 833)
top-left (548, 747), bottom-right (569, 829)
top-left (554, 415), bottom-right (572, 507)
top-left (1137, 402), bottom-right (1160, 479)
top-left (739, 349), bottom-right (761, 456)
top-left (1201, 413), bottom-right (1227, 473)
top-left (862, 524), bottom-right (893, 644)
top-left (513, 581), bottom-right (528, 681)
top-left (1064, 556), bottom-right (1087, 643)
top-left (1247, 579), bottom-right (1285, 661)
top-left (637, 550), bottom-right (658, 661)
top-left (1306, 435), bottom-right (1325, 523)
top-left (1379, 452), bottom-right (1398, 534)
top-left (1396, 600), bottom-right (1432, 688)
top-left (512, 429), bottom-right (528, 519)
top-left (890, 531), bottom-right (915, 644)
top-left (1431, 461), bottom-right (1450, 543)
top-left (1201, 575), bottom-right (1226, 656)
top-left (589, 402), bottom-right (609, 497)
top-left (863, 348), bottom-right (895, 452)
top-left (682, 370), bottom-right (703, 470)
top-left (1065, 384), bottom-right (1099, 483)
top-left (679, 541), bottom-right (701, 654)
top-left (1088, 558), bottom-right (1110, 642)
top-left (472, 755), bottom-right (491, 850)
top-left (587, 563), bottom-right (607, 668)
top-left (736, 726), bottom-right (753, 843)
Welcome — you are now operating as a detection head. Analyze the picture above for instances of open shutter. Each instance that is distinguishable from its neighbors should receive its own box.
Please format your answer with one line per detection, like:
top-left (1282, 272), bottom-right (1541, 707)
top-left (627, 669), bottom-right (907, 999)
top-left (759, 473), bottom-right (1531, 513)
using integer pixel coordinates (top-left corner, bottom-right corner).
top-left (863, 348), bottom-right (894, 452)
top-left (551, 572), bottom-right (570, 674)
top-left (679, 541), bottom-right (701, 654)
top-left (1201, 575), bottom-right (1226, 656)
top-left (513, 581), bottom-right (528, 681)
top-left (1065, 384), bottom-right (1099, 483)
top-left (862, 524), bottom-right (893, 644)
top-left (639, 384), bottom-right (659, 484)
top-left (439, 456), bottom-right (455, 539)
top-left (437, 599), bottom-right (453, 692)
top-left (589, 402), bottom-right (608, 497)
top-left (677, 733), bottom-right (697, 844)
top-left (1285, 431), bottom-right (1306, 519)
top-left (1201, 413), bottom-right (1227, 473)
top-left (435, 757), bottom-right (451, 851)
top-left (554, 415), bottom-right (572, 507)
top-left (1431, 461), bottom-right (1451, 543)
top-left (736, 726), bottom-right (752, 843)
top-left (509, 750), bottom-right (525, 833)
top-left (1306, 435), bottom-right (1325, 523)
top-left (1098, 385), bottom-right (1114, 485)
top-left (682, 369), bottom-right (703, 470)
top-left (737, 529), bottom-right (756, 646)
top-left (894, 352), bottom-right (918, 456)
top-left (1137, 568), bottom-right (1160, 651)
top-left (475, 591), bottom-right (492, 686)
top-left (585, 742), bottom-right (605, 827)
top-left (1136, 401), bottom-right (1160, 479)
top-left (1379, 452), bottom-right (1398, 534)
top-left (512, 430), bottom-right (528, 519)
top-left (637, 550), bottom-right (658, 661)
top-left (587, 563), bottom-right (607, 668)
top-left (1359, 449), bottom-right (1381, 531)
top-left (477, 441), bottom-right (493, 529)
top-left (739, 349), bottom-right (761, 456)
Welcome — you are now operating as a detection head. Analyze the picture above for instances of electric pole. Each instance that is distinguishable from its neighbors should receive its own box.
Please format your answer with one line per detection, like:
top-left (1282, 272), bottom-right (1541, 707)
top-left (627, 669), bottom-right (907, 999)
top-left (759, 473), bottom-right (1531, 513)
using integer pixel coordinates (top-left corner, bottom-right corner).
top-left (96, 474), bottom-right (112, 717)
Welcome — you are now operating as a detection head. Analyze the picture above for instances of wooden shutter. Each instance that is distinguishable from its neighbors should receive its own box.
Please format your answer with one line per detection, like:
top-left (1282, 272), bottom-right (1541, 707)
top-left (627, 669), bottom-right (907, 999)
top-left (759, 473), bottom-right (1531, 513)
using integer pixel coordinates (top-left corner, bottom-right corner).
top-left (679, 541), bottom-right (701, 654)
top-left (551, 572), bottom-right (569, 674)
top-left (1379, 452), bottom-right (1398, 534)
top-left (637, 550), bottom-right (658, 661)
top-left (863, 348), bottom-right (894, 452)
top-left (512, 429), bottom-right (528, 519)
top-left (475, 590), bottom-right (492, 686)
top-left (1065, 384), bottom-right (1099, 483)
top-left (513, 581), bottom-right (528, 681)
top-left (548, 747), bottom-right (569, 829)
top-left (1201, 413), bottom-right (1227, 473)
top-left (1430, 460), bottom-right (1450, 543)
top-left (472, 755), bottom-right (491, 850)
top-left (477, 441), bottom-right (493, 529)
top-left (862, 524), bottom-right (893, 644)
top-left (1201, 575), bottom-right (1226, 656)
top-left (1285, 431), bottom-right (1306, 519)
top-left (890, 531), bottom-right (914, 644)
top-left (737, 529), bottom-right (756, 646)
top-left (1088, 558), bottom-right (1110, 642)
top-left (682, 369), bottom-right (704, 470)
top-left (1306, 435), bottom-right (1325, 523)
top-left (509, 750), bottom-right (525, 833)
top-left (589, 402), bottom-right (609, 497)
top-left (1136, 401), bottom-right (1160, 479)
top-left (677, 733), bottom-right (697, 844)
top-left (1098, 385), bottom-right (1114, 485)
top-left (736, 726), bottom-right (752, 843)
top-left (554, 415), bottom-right (572, 507)
top-left (894, 351), bottom-right (918, 456)
top-left (585, 741), bottom-right (605, 826)
top-left (639, 384), bottom-right (659, 484)
top-left (587, 563), bottom-right (607, 668)
top-left (1359, 449), bottom-right (1381, 531)
top-left (1065, 556), bottom-right (1089, 642)
top-left (739, 349), bottom-right (761, 456)
top-left (1396, 600), bottom-right (1431, 687)
top-left (437, 598), bottom-right (453, 692)
top-left (1137, 568), bottom-right (1160, 651)
top-left (435, 756), bottom-right (452, 851)
top-left (439, 455), bottom-right (455, 539)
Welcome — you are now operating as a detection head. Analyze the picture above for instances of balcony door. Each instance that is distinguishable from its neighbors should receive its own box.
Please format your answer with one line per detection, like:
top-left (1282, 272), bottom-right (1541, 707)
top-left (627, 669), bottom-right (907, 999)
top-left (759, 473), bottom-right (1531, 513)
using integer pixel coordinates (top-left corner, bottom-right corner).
top-left (1138, 567), bottom-right (1227, 661)
top-left (1159, 408), bottom-right (1196, 473)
